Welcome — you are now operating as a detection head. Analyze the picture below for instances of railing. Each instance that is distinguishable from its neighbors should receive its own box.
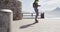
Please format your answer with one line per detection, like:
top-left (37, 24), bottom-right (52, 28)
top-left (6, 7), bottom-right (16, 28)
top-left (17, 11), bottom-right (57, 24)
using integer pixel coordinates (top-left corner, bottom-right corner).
top-left (22, 13), bottom-right (41, 19)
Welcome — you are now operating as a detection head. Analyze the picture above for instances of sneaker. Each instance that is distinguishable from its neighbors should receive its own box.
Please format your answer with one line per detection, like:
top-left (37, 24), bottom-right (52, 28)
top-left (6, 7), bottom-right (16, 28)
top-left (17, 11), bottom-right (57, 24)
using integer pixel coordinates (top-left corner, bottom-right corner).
top-left (33, 19), bottom-right (38, 24)
top-left (35, 19), bottom-right (38, 23)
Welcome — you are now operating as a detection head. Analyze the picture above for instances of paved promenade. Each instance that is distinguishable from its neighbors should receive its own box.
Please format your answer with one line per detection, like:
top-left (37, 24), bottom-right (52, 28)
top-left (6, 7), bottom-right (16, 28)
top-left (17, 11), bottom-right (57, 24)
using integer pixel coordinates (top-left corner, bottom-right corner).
top-left (11, 19), bottom-right (60, 32)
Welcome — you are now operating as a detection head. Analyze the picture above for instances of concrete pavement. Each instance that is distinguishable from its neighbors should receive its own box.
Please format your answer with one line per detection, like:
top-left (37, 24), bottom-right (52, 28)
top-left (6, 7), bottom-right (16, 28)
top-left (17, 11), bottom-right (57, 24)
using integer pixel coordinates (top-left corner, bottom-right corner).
top-left (11, 19), bottom-right (60, 32)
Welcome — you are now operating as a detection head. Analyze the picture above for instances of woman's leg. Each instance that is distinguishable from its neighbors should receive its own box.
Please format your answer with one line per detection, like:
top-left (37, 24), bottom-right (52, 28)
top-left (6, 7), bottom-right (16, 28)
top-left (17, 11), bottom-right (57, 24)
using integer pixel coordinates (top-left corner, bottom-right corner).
top-left (35, 8), bottom-right (39, 20)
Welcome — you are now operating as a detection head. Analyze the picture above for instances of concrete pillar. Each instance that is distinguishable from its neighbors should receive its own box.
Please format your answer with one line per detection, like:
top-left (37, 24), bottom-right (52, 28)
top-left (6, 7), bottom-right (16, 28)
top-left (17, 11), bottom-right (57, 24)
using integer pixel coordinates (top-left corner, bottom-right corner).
top-left (0, 9), bottom-right (13, 32)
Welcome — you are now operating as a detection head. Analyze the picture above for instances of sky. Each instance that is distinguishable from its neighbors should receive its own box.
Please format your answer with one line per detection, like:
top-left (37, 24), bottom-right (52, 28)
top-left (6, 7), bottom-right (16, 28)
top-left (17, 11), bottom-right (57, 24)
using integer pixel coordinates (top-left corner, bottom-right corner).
top-left (19, 0), bottom-right (60, 18)
top-left (20, 0), bottom-right (60, 13)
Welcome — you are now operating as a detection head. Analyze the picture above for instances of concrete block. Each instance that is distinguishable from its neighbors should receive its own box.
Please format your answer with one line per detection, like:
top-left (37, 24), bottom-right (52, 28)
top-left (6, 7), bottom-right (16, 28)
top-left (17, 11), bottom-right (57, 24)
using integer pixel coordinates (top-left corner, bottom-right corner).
top-left (0, 9), bottom-right (13, 32)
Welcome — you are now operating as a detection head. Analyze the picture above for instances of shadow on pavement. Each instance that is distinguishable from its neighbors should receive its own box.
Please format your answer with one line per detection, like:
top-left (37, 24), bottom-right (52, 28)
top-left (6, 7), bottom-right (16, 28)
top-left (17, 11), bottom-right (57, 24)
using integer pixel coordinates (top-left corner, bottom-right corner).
top-left (20, 22), bottom-right (37, 29)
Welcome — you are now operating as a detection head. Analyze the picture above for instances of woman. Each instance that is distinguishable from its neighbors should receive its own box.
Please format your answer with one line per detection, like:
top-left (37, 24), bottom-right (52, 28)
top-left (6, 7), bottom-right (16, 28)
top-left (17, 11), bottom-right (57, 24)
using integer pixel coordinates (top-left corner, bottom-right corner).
top-left (33, 0), bottom-right (40, 23)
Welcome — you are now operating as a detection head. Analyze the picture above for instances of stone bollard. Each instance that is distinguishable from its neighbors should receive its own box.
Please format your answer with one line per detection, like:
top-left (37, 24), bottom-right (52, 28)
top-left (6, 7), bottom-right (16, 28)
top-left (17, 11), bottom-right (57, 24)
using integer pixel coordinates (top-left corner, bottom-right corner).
top-left (0, 9), bottom-right (13, 32)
